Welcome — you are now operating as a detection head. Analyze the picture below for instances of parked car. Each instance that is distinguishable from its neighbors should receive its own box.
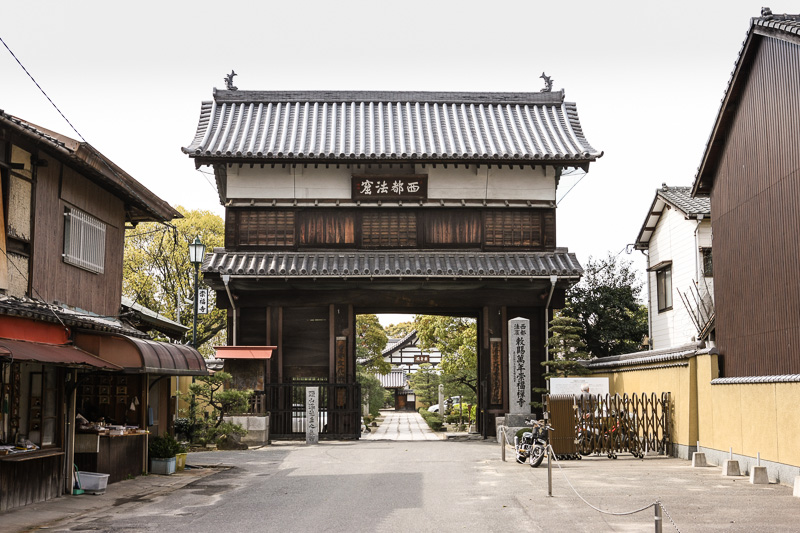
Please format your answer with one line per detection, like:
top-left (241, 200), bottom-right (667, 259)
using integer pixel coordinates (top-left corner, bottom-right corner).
top-left (428, 397), bottom-right (463, 413)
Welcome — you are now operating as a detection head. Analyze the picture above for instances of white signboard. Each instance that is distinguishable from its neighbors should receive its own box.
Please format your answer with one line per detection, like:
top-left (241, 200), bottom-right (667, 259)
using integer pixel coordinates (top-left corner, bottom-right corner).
top-left (508, 317), bottom-right (531, 415)
top-left (306, 387), bottom-right (319, 444)
top-left (197, 289), bottom-right (209, 315)
top-left (549, 377), bottom-right (609, 397)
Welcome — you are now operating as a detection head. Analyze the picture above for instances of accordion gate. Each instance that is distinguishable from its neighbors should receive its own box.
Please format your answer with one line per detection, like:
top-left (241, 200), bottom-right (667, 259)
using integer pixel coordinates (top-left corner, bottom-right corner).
top-left (546, 392), bottom-right (671, 458)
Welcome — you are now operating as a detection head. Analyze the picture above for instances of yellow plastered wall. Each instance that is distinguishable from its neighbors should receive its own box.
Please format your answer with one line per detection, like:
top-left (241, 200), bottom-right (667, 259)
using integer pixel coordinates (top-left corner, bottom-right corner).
top-left (595, 353), bottom-right (800, 468)
top-left (172, 376), bottom-right (215, 418)
top-left (592, 358), bottom-right (697, 448)
top-left (175, 376), bottom-right (193, 413)
top-left (696, 354), bottom-right (800, 466)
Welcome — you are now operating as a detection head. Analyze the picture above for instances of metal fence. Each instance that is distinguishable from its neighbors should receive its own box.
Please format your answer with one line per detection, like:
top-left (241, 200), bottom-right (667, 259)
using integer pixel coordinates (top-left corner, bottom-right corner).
top-left (252, 383), bottom-right (362, 440)
top-left (547, 392), bottom-right (671, 458)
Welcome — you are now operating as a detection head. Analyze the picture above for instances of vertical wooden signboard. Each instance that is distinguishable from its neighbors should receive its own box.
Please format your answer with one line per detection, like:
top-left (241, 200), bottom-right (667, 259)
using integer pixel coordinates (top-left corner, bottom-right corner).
top-left (335, 337), bottom-right (347, 408)
top-left (490, 338), bottom-right (502, 404)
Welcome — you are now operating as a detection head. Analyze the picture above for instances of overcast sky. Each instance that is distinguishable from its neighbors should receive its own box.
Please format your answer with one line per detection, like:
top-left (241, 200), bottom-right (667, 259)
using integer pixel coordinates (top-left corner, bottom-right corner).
top-left (1, 1), bottom-right (787, 325)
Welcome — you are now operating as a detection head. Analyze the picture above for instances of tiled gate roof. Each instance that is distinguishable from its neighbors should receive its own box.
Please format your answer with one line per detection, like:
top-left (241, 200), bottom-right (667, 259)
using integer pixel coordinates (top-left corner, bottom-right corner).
top-left (184, 90), bottom-right (601, 163)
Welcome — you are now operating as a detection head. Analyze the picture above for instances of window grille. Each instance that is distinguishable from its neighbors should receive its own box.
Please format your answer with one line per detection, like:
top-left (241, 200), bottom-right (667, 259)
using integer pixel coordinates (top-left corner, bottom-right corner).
top-left (63, 207), bottom-right (106, 274)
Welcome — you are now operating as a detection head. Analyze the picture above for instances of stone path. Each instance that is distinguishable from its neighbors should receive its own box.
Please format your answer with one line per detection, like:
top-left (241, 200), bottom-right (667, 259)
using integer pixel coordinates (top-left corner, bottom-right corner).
top-left (362, 410), bottom-right (443, 441)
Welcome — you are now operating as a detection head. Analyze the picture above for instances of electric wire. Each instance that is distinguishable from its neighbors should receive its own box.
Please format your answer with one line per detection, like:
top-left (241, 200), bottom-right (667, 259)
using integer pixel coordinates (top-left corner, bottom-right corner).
top-left (0, 247), bottom-right (68, 330)
top-left (556, 170), bottom-right (588, 205)
top-left (0, 36), bottom-right (86, 143)
top-left (196, 169), bottom-right (219, 193)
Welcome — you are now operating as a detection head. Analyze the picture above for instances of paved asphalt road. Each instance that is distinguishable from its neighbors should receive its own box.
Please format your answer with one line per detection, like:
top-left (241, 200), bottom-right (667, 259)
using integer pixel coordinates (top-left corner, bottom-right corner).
top-left (15, 439), bottom-right (800, 533)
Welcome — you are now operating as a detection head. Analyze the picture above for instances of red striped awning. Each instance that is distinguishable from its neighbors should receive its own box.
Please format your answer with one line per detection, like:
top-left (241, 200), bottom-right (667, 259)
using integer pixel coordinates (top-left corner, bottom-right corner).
top-left (214, 346), bottom-right (276, 360)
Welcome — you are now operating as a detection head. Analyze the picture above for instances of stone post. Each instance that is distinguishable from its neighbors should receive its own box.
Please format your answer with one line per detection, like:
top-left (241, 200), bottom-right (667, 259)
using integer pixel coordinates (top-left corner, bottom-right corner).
top-left (306, 387), bottom-right (319, 445)
top-left (438, 384), bottom-right (444, 415)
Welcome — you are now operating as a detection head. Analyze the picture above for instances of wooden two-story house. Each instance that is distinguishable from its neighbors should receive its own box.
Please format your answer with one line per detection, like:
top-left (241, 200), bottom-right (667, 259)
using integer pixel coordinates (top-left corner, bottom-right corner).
top-left (184, 88), bottom-right (601, 438)
top-left (635, 185), bottom-right (713, 350)
top-left (0, 111), bottom-right (205, 510)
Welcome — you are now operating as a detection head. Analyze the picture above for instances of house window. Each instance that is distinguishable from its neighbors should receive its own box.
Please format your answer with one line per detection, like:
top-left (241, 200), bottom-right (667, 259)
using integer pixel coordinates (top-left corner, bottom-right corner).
top-left (63, 207), bottom-right (106, 274)
top-left (656, 265), bottom-right (672, 312)
top-left (701, 248), bottom-right (713, 277)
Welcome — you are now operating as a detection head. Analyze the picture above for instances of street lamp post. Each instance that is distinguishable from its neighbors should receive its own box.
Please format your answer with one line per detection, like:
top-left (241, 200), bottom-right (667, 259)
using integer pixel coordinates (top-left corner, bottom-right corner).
top-left (188, 236), bottom-right (206, 349)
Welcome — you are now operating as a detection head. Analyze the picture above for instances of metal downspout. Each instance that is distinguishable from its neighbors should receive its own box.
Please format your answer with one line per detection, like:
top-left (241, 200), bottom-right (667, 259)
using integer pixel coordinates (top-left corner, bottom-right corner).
top-left (222, 275), bottom-right (237, 346)
top-left (544, 275), bottom-right (558, 388)
top-left (642, 250), bottom-right (652, 349)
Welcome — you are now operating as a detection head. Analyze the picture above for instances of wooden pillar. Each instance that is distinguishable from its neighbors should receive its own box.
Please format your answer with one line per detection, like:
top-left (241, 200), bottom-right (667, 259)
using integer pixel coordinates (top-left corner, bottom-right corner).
top-left (346, 304), bottom-right (355, 383)
top-left (277, 307), bottom-right (284, 384)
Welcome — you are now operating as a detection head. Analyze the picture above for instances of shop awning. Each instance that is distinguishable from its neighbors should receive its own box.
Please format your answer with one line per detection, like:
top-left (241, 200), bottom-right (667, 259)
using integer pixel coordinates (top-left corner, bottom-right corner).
top-left (0, 338), bottom-right (121, 369)
top-left (214, 346), bottom-right (275, 360)
top-left (74, 334), bottom-right (208, 376)
top-left (125, 337), bottom-right (208, 375)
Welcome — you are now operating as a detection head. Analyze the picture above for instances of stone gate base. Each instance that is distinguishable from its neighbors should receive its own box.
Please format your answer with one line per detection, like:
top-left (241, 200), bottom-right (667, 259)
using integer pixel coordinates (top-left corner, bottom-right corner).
top-left (224, 414), bottom-right (270, 445)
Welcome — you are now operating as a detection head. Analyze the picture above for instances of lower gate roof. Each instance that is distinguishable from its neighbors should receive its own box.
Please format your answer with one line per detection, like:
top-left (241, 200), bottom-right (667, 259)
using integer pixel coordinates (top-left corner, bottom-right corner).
top-left (203, 250), bottom-right (583, 280)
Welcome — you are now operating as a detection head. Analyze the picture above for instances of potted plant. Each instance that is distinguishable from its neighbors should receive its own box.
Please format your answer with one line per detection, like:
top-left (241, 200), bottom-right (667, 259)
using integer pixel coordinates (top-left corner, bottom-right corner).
top-left (149, 434), bottom-right (181, 475)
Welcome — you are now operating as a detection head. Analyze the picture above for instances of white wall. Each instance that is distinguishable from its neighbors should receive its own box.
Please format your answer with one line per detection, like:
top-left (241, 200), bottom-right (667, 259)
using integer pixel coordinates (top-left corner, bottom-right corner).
top-left (226, 163), bottom-right (555, 202)
top-left (384, 344), bottom-right (443, 374)
top-left (648, 207), bottom-right (713, 349)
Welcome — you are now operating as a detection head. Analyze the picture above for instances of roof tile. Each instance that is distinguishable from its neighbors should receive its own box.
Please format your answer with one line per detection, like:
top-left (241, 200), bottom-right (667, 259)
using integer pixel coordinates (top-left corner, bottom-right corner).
top-left (204, 250), bottom-right (583, 279)
top-left (184, 90), bottom-right (600, 162)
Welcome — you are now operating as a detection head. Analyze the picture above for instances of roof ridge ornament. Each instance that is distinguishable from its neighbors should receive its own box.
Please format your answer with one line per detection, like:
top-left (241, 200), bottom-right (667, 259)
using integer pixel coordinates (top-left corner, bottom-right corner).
top-left (540, 72), bottom-right (553, 93)
top-left (224, 70), bottom-right (238, 91)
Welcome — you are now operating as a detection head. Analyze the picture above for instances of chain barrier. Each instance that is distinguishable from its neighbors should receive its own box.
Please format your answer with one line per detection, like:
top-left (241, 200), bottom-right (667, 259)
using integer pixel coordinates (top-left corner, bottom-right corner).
top-left (658, 500), bottom-right (682, 533)
top-left (544, 444), bottom-right (682, 532)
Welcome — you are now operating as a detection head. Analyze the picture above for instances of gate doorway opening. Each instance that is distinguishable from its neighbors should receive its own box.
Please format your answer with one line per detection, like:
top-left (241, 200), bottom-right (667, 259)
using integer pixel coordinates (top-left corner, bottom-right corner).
top-left (366, 314), bottom-right (478, 429)
top-left (360, 312), bottom-right (482, 437)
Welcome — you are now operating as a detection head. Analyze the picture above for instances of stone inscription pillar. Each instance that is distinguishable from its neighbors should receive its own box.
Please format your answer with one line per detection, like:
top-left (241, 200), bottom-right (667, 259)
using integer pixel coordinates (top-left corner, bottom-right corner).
top-left (508, 317), bottom-right (531, 415)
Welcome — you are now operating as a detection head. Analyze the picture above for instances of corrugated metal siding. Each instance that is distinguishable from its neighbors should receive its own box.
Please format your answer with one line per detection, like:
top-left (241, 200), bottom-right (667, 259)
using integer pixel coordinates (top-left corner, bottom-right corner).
top-left (711, 37), bottom-right (800, 376)
top-left (185, 91), bottom-right (600, 162)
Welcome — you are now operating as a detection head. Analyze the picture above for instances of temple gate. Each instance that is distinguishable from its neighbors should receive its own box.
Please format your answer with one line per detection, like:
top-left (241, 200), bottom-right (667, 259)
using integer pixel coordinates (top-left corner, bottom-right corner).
top-left (183, 87), bottom-right (601, 438)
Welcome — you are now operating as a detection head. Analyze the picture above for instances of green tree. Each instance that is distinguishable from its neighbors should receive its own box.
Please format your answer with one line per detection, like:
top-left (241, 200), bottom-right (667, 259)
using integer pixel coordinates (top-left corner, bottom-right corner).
top-left (187, 371), bottom-right (251, 446)
top-left (355, 314), bottom-right (390, 417)
top-left (543, 313), bottom-right (590, 379)
top-left (123, 207), bottom-right (226, 355)
top-left (188, 372), bottom-right (252, 428)
top-left (408, 363), bottom-right (440, 406)
top-left (359, 372), bottom-right (386, 417)
top-left (415, 315), bottom-right (477, 400)
top-left (384, 321), bottom-right (415, 339)
top-left (563, 253), bottom-right (648, 357)
top-left (355, 314), bottom-right (390, 374)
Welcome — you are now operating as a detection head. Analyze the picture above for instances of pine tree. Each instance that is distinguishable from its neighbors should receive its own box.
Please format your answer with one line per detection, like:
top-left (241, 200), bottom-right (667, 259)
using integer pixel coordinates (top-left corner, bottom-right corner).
top-left (543, 314), bottom-right (590, 379)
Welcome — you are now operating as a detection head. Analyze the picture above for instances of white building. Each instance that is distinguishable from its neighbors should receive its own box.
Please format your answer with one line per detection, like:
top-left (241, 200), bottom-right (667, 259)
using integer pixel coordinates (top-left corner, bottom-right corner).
top-left (635, 185), bottom-right (713, 350)
top-left (382, 330), bottom-right (442, 374)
